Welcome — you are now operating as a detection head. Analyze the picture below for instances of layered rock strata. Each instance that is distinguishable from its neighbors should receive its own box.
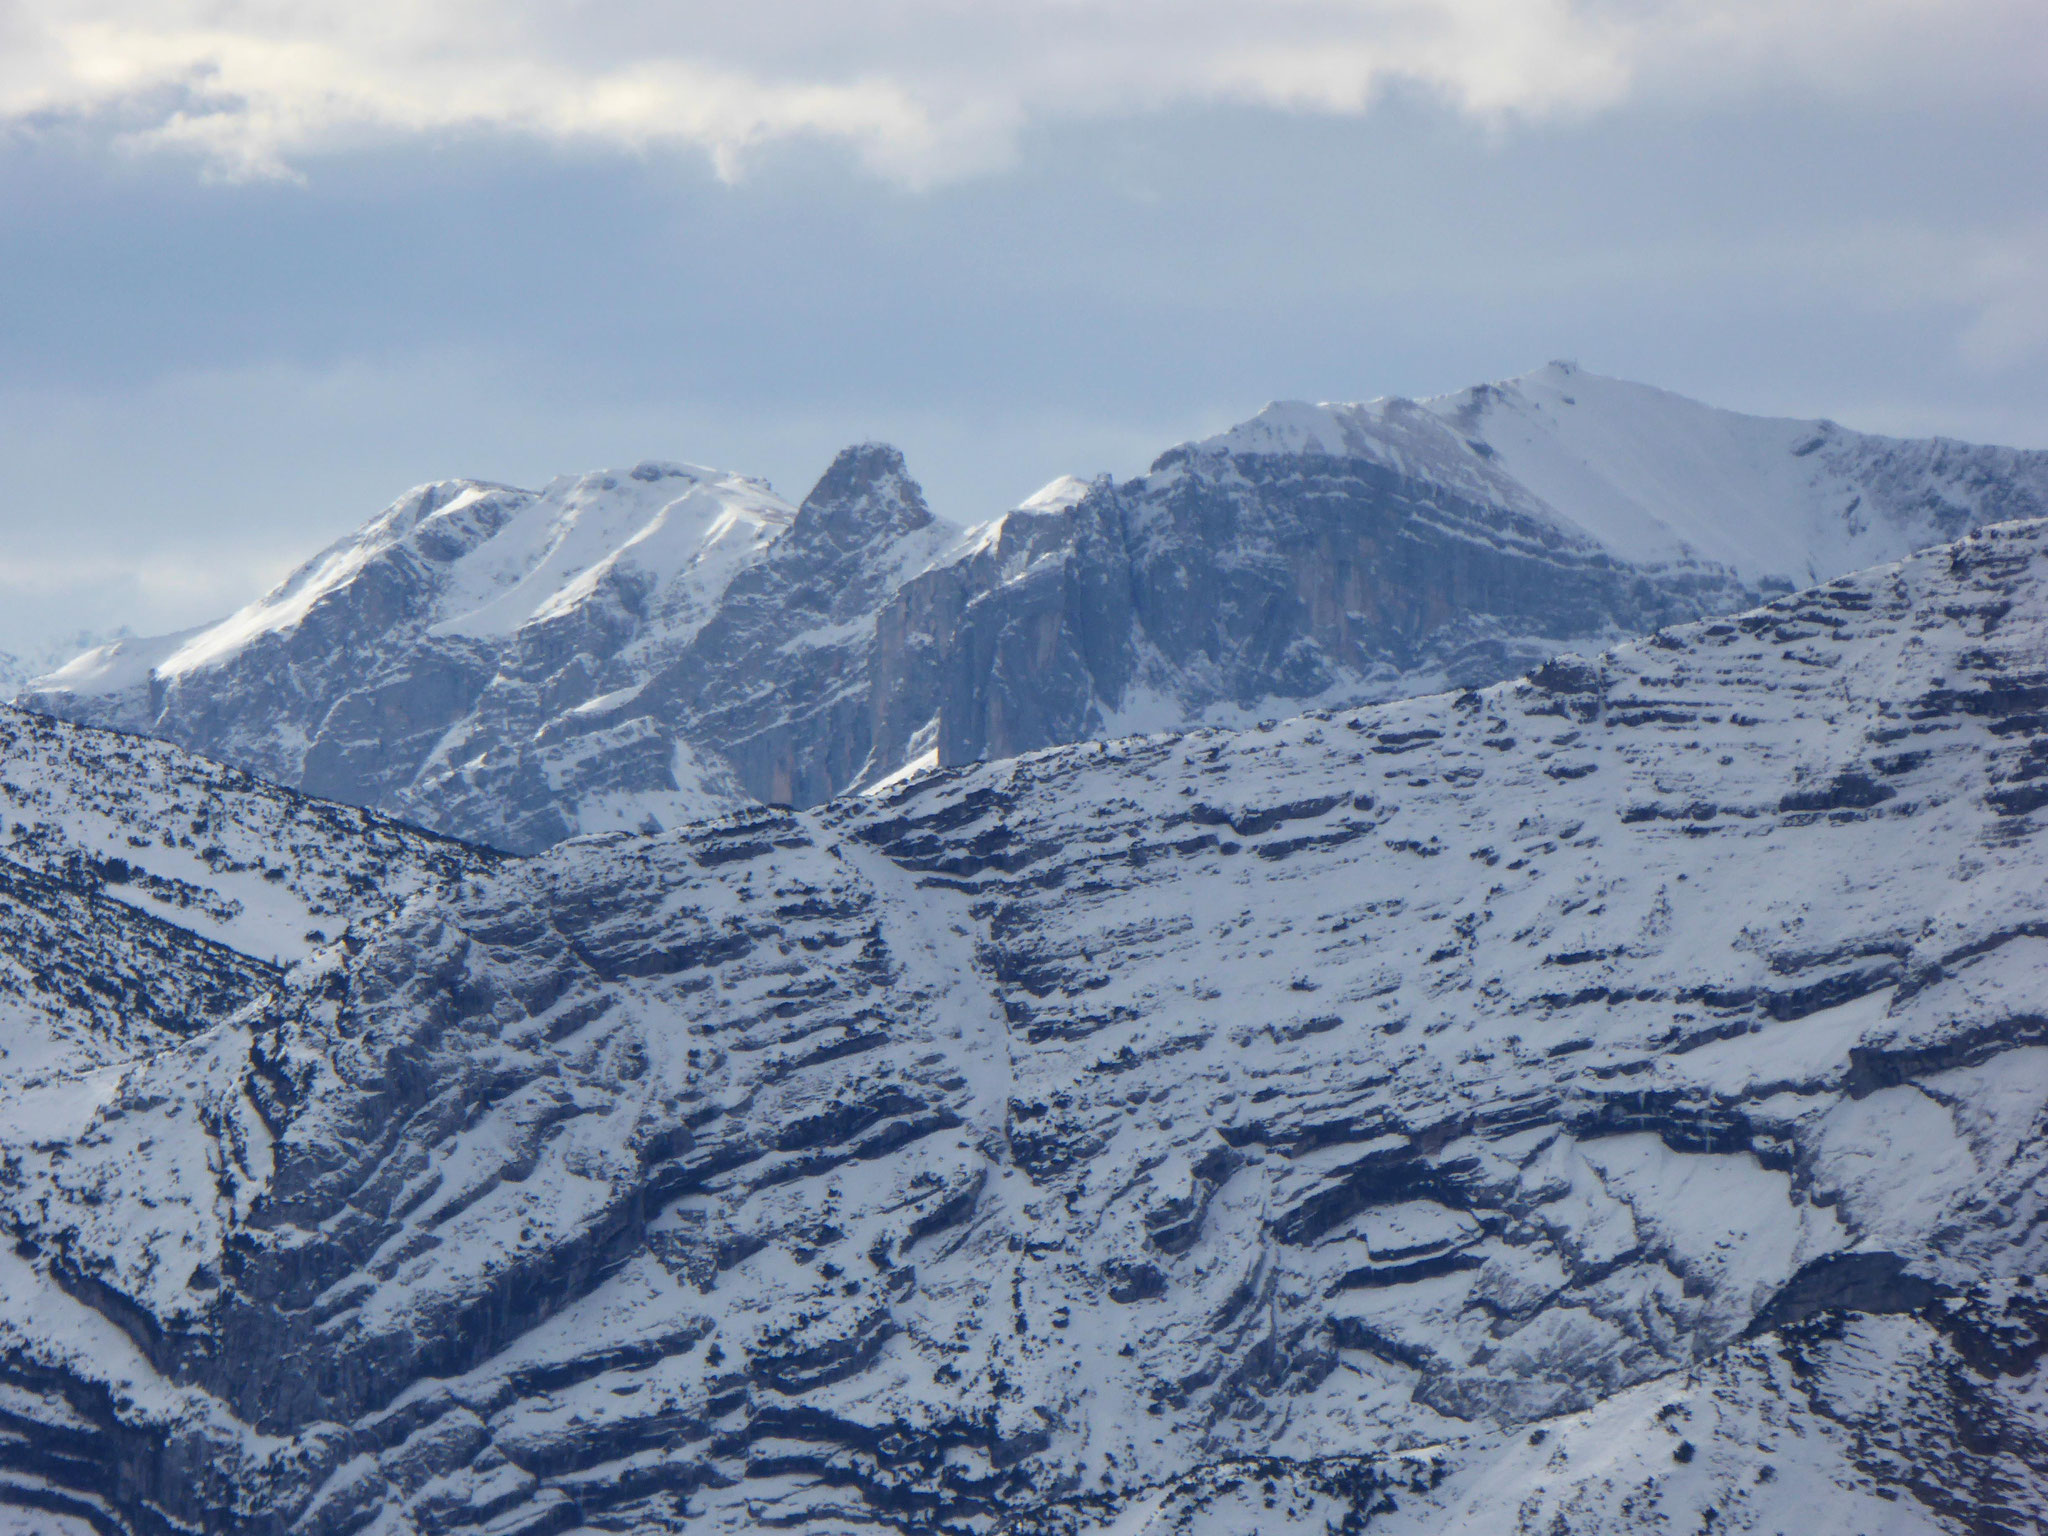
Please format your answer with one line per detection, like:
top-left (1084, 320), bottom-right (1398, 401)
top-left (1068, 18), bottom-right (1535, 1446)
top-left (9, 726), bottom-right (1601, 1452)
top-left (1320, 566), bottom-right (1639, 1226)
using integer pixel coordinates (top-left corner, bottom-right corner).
top-left (0, 521), bottom-right (2045, 1531)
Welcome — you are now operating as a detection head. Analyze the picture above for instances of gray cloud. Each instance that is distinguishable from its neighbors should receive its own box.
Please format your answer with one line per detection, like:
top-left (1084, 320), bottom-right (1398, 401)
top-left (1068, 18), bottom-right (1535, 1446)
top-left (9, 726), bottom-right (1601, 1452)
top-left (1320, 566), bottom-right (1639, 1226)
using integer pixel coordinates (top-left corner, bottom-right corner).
top-left (0, 6), bottom-right (2042, 656)
top-left (3, 1), bottom-right (2041, 183)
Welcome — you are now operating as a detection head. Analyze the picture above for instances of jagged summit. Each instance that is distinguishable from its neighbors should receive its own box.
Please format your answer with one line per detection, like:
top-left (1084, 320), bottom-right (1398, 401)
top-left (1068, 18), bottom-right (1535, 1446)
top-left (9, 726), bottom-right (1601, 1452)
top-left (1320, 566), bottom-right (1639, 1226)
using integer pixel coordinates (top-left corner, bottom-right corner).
top-left (632, 446), bottom-right (958, 809)
top-left (795, 442), bottom-right (936, 545)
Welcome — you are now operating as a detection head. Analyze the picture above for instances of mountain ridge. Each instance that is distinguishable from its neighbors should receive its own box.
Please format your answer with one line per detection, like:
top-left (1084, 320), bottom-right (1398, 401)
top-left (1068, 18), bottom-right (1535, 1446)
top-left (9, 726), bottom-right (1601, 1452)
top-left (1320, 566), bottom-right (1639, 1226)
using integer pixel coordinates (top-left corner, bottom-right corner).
top-left (22, 365), bottom-right (2048, 851)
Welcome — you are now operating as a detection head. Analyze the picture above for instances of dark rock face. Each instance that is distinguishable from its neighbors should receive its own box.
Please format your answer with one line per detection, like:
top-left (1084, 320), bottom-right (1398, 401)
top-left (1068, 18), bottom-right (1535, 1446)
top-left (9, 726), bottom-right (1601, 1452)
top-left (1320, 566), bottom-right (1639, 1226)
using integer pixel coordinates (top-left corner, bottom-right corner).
top-left (3, 523), bottom-right (2048, 1533)
top-left (1746, 1251), bottom-right (1944, 1336)
top-left (874, 451), bottom-right (1754, 774)
top-left (637, 443), bottom-right (942, 808)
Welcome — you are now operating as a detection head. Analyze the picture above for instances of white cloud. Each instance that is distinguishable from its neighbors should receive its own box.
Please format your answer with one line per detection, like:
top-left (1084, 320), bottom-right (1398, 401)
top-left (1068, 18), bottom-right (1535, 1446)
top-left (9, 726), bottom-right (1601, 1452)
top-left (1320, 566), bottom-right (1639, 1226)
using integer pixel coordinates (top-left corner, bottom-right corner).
top-left (0, 551), bottom-right (292, 657)
top-left (0, 0), bottom-right (2038, 185)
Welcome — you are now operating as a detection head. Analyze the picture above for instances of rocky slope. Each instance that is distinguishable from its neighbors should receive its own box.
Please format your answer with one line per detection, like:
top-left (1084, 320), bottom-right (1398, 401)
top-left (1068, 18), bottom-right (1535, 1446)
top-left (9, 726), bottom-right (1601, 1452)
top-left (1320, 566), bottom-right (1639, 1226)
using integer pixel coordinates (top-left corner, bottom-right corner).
top-left (0, 704), bottom-right (486, 1071)
top-left (24, 366), bottom-right (2048, 854)
top-left (2, 519), bottom-right (2046, 1533)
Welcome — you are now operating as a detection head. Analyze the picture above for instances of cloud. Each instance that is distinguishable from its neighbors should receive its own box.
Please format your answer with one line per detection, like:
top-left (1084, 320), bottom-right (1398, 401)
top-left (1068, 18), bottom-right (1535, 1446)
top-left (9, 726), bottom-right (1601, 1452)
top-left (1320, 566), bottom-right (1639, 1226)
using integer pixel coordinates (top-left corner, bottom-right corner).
top-left (1950, 224), bottom-right (2048, 372)
top-left (0, 0), bottom-right (2038, 185)
top-left (0, 550), bottom-right (292, 657)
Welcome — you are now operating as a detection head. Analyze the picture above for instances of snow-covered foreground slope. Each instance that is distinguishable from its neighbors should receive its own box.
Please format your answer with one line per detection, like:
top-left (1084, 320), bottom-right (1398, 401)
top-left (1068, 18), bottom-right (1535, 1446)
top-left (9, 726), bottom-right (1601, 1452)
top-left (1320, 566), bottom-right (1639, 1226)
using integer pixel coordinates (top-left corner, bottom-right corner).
top-left (2, 521), bottom-right (2047, 1533)
top-left (24, 369), bottom-right (2048, 852)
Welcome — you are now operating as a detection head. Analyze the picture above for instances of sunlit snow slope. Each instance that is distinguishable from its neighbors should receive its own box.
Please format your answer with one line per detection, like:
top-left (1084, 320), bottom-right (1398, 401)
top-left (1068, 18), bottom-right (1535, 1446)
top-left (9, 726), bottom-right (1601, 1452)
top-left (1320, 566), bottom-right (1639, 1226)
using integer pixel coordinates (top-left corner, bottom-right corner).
top-left (1, 521), bottom-right (2045, 1534)
top-left (1215, 363), bottom-right (2048, 588)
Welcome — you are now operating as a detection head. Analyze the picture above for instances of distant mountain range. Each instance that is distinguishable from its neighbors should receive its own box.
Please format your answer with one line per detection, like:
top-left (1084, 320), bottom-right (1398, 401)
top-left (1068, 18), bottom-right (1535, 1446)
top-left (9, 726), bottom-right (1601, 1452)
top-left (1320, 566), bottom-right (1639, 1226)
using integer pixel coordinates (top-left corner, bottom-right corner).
top-left (23, 363), bottom-right (2048, 850)
top-left (0, 628), bottom-right (129, 703)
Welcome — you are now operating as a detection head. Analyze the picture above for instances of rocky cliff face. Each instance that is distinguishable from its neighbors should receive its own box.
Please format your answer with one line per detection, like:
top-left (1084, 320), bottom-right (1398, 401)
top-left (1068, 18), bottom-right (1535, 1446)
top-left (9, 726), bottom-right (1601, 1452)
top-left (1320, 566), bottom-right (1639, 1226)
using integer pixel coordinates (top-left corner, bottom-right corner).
top-left (24, 367), bottom-right (2048, 850)
top-left (2, 520), bottom-right (2046, 1534)
top-left (872, 436), bottom-right (1750, 775)
top-left (869, 364), bottom-right (2048, 781)
top-left (626, 443), bottom-right (951, 810)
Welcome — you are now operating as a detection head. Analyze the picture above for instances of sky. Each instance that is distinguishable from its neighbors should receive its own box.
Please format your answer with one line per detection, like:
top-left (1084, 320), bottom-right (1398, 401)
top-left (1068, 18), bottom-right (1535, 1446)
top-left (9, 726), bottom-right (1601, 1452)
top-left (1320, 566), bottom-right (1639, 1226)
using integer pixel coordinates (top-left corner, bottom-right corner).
top-left (0, 0), bottom-right (2045, 658)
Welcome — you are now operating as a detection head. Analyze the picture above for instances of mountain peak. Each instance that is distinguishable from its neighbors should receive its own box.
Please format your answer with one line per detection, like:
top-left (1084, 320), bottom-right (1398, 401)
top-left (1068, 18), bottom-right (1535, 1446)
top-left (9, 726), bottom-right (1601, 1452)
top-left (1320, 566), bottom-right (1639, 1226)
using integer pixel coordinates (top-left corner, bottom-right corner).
top-left (22, 369), bottom-right (2048, 850)
top-left (797, 442), bottom-right (934, 542)
top-left (1019, 473), bottom-right (1095, 511)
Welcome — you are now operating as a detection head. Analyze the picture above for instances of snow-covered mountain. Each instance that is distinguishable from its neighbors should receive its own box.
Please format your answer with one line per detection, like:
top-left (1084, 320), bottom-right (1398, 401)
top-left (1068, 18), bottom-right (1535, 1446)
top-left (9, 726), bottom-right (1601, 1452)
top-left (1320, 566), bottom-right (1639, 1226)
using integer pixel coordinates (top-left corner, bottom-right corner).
top-left (0, 630), bottom-right (129, 704)
top-left (25, 462), bottom-right (798, 850)
top-left (884, 363), bottom-right (2048, 773)
top-left (23, 366), bottom-right (2048, 851)
top-left (1, 519), bottom-right (2045, 1534)
top-left (1212, 362), bottom-right (2041, 588)
top-left (24, 448), bottom-right (955, 852)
